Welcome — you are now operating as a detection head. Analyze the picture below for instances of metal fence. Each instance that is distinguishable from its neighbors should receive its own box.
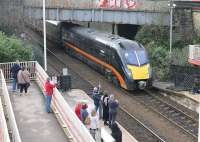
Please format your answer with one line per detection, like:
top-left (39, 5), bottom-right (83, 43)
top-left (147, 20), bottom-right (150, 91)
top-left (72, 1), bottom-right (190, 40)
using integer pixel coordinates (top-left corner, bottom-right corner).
top-left (170, 65), bottom-right (200, 90)
top-left (0, 61), bottom-right (36, 81)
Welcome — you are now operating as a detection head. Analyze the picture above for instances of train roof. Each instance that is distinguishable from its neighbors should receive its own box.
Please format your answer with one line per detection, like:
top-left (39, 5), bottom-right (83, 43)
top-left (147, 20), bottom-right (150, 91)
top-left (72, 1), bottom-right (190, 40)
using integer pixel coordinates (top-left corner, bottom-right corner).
top-left (68, 26), bottom-right (142, 51)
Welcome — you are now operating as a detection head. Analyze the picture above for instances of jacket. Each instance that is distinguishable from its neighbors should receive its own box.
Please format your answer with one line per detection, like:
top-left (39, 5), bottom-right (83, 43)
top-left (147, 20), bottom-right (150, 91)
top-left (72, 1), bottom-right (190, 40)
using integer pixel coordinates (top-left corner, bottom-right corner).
top-left (44, 81), bottom-right (56, 96)
top-left (10, 63), bottom-right (21, 79)
top-left (17, 70), bottom-right (30, 84)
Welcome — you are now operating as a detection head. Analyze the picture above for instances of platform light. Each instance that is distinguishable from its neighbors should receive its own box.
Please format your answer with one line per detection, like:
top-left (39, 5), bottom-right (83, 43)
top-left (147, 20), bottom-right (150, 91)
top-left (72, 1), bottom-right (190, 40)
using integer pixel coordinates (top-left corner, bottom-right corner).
top-left (43, 0), bottom-right (47, 71)
top-left (168, 0), bottom-right (176, 57)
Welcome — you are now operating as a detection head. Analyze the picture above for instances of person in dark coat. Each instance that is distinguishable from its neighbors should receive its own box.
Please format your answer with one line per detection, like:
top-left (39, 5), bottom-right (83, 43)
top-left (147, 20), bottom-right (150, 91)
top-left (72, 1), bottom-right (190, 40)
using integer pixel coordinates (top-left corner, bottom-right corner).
top-left (102, 94), bottom-right (109, 125)
top-left (10, 60), bottom-right (21, 92)
top-left (108, 94), bottom-right (119, 126)
top-left (111, 123), bottom-right (122, 142)
top-left (92, 87), bottom-right (101, 111)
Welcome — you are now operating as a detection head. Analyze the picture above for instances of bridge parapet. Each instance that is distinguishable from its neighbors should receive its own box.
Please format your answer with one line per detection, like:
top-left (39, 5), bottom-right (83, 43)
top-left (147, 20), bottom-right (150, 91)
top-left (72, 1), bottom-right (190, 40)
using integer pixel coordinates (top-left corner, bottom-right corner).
top-left (23, 0), bottom-right (169, 12)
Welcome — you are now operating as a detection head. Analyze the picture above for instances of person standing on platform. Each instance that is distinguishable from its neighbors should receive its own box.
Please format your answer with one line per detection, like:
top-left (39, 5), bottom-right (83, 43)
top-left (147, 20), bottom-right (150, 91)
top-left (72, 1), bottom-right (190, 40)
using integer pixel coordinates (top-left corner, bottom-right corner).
top-left (111, 123), bottom-right (122, 142)
top-left (44, 77), bottom-right (56, 113)
top-left (81, 104), bottom-right (90, 128)
top-left (108, 94), bottom-right (119, 127)
top-left (75, 101), bottom-right (83, 121)
top-left (92, 87), bottom-right (101, 112)
top-left (102, 93), bottom-right (109, 125)
top-left (10, 60), bottom-right (21, 92)
top-left (17, 67), bottom-right (30, 95)
top-left (89, 109), bottom-right (99, 140)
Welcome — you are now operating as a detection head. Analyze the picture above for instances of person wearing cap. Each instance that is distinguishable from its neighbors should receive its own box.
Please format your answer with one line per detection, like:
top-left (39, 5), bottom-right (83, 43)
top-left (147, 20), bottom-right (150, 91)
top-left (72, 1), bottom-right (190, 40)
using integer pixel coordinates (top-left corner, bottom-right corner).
top-left (10, 60), bottom-right (21, 92)
top-left (44, 77), bottom-right (56, 113)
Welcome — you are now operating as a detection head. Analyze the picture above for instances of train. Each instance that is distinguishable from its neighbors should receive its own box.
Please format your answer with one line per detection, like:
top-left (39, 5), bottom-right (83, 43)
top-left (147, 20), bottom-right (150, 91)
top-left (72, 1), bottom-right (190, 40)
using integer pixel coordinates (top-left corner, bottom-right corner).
top-left (61, 23), bottom-right (152, 90)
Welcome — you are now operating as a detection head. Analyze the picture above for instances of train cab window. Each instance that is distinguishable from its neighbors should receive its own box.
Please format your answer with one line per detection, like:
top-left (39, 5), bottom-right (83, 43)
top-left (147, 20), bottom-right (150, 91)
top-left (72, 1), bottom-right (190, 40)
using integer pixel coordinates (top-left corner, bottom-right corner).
top-left (125, 52), bottom-right (138, 66)
top-left (124, 48), bottom-right (149, 66)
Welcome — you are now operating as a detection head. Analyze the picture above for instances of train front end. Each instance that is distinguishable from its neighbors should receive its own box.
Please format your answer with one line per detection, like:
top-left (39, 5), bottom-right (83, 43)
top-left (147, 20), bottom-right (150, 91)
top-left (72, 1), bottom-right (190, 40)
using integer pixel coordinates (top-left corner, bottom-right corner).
top-left (120, 41), bottom-right (152, 90)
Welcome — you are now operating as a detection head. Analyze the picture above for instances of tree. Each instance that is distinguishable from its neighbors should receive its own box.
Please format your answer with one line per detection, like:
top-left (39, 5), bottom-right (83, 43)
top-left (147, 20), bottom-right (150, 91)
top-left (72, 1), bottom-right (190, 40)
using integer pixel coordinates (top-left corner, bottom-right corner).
top-left (0, 31), bottom-right (32, 63)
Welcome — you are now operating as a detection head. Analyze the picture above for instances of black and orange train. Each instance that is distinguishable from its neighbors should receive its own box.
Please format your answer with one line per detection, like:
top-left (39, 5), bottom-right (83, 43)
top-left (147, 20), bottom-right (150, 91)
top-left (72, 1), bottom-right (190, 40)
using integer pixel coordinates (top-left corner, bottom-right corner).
top-left (61, 24), bottom-right (152, 90)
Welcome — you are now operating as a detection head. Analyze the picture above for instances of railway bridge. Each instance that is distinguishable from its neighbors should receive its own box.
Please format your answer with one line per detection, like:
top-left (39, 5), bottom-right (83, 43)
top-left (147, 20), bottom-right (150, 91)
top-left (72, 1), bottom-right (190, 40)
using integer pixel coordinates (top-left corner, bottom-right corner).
top-left (21, 0), bottom-right (200, 40)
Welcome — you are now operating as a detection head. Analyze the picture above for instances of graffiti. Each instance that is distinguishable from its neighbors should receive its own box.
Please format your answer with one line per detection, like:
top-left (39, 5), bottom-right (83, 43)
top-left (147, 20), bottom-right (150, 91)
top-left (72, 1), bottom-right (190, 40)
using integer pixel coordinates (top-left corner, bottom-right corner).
top-left (99, 0), bottom-right (138, 9)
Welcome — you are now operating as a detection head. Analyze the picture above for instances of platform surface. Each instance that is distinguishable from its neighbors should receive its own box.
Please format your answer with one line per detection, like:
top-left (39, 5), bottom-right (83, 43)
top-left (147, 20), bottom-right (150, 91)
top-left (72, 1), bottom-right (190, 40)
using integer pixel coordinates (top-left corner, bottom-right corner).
top-left (153, 81), bottom-right (200, 103)
top-left (63, 89), bottom-right (138, 142)
top-left (7, 82), bottom-right (68, 142)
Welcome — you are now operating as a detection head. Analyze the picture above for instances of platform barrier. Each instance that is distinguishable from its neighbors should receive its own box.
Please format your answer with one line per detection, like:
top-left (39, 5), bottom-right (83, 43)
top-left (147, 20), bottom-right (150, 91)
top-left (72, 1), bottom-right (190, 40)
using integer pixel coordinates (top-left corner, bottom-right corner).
top-left (0, 93), bottom-right (10, 142)
top-left (0, 70), bottom-right (21, 142)
top-left (0, 61), bottom-right (95, 142)
top-left (32, 61), bottom-right (94, 142)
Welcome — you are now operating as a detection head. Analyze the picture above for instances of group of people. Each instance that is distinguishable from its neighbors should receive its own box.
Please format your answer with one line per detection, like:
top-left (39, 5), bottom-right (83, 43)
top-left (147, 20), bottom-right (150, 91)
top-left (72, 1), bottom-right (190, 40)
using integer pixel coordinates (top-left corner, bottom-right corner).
top-left (75, 101), bottom-right (99, 140)
top-left (74, 85), bottom-right (122, 142)
top-left (10, 60), bottom-right (31, 95)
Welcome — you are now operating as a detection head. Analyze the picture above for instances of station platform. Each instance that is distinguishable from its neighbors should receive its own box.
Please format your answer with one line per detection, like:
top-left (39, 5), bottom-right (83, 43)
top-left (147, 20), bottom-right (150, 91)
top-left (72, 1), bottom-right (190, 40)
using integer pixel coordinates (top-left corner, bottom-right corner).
top-left (153, 81), bottom-right (200, 112)
top-left (7, 82), bottom-right (68, 142)
top-left (63, 89), bottom-right (138, 142)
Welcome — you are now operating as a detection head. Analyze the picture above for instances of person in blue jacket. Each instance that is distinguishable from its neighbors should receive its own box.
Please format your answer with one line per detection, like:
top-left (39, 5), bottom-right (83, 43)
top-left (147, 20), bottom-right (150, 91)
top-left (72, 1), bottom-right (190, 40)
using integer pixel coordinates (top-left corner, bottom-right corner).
top-left (10, 60), bottom-right (21, 92)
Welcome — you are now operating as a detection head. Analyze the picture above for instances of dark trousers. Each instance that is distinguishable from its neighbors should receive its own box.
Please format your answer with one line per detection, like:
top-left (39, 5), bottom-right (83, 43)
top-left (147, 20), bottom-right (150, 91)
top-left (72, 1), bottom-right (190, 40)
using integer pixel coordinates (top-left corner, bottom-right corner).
top-left (20, 83), bottom-right (28, 93)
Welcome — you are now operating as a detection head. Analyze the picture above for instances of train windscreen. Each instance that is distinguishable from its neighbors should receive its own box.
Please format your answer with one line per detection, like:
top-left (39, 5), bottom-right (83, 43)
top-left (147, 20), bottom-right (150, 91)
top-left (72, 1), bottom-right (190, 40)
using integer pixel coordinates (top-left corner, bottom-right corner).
top-left (121, 42), bottom-right (149, 66)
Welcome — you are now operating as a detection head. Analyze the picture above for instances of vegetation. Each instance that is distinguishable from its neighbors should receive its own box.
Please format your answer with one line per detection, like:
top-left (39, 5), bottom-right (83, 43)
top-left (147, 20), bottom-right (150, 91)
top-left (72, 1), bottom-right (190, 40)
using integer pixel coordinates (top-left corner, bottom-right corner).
top-left (0, 31), bottom-right (33, 63)
top-left (135, 25), bottom-right (200, 81)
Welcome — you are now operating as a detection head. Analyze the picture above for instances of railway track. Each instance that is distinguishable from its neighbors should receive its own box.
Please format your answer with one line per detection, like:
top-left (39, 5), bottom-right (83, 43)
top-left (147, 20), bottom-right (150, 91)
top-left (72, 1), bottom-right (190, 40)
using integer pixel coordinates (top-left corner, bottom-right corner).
top-left (47, 46), bottom-right (166, 142)
top-left (26, 27), bottom-right (198, 141)
top-left (134, 90), bottom-right (198, 139)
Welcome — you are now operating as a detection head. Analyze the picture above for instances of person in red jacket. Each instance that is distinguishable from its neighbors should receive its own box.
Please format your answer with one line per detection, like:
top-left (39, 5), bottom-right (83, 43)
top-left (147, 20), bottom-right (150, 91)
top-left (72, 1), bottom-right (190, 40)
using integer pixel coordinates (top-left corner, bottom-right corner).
top-left (75, 102), bottom-right (83, 121)
top-left (44, 77), bottom-right (56, 113)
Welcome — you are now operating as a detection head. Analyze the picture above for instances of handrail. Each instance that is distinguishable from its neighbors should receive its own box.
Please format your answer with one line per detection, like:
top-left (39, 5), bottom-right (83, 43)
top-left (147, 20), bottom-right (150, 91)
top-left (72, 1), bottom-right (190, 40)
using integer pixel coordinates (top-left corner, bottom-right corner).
top-left (0, 92), bottom-right (10, 142)
top-left (0, 61), bottom-right (95, 142)
top-left (0, 70), bottom-right (21, 142)
top-left (0, 61), bottom-right (36, 80)
top-left (35, 62), bottom-right (95, 142)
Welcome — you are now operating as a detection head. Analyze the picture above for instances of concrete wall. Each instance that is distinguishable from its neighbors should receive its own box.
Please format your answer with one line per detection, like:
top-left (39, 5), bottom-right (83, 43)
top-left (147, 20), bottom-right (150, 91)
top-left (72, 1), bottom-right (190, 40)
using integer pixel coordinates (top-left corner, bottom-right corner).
top-left (193, 11), bottom-right (200, 35)
top-left (22, 0), bottom-right (168, 12)
top-left (0, 0), bottom-right (23, 33)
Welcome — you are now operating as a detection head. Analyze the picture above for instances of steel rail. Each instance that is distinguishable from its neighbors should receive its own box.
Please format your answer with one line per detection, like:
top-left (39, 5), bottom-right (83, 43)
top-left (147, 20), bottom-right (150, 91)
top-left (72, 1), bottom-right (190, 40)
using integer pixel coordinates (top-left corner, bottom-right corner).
top-left (136, 90), bottom-right (198, 139)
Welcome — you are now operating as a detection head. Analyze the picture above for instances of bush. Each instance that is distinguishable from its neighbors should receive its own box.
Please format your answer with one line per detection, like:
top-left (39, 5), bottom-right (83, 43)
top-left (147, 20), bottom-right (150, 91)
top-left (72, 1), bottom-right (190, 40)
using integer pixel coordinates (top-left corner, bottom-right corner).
top-left (0, 31), bottom-right (32, 62)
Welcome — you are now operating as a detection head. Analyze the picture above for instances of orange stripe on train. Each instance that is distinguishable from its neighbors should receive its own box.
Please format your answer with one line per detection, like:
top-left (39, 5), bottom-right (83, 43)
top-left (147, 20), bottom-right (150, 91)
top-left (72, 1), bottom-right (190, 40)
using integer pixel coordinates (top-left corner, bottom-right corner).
top-left (65, 43), bottom-right (127, 89)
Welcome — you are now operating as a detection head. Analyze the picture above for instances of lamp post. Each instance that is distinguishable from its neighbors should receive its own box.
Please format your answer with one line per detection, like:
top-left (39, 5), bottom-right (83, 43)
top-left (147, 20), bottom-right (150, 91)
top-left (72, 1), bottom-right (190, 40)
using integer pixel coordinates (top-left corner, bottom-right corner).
top-left (43, 0), bottom-right (47, 71)
top-left (168, 0), bottom-right (176, 57)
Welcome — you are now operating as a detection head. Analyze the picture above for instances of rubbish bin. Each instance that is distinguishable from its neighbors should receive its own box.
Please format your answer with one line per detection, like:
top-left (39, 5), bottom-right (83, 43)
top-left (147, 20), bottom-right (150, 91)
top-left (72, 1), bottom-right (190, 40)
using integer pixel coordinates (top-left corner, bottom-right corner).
top-left (60, 75), bottom-right (71, 91)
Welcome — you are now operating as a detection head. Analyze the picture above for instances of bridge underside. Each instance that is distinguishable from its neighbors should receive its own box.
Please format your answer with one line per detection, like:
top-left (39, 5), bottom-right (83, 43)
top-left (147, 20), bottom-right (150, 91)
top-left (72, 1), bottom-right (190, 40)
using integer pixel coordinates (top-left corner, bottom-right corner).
top-left (24, 7), bottom-right (170, 26)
